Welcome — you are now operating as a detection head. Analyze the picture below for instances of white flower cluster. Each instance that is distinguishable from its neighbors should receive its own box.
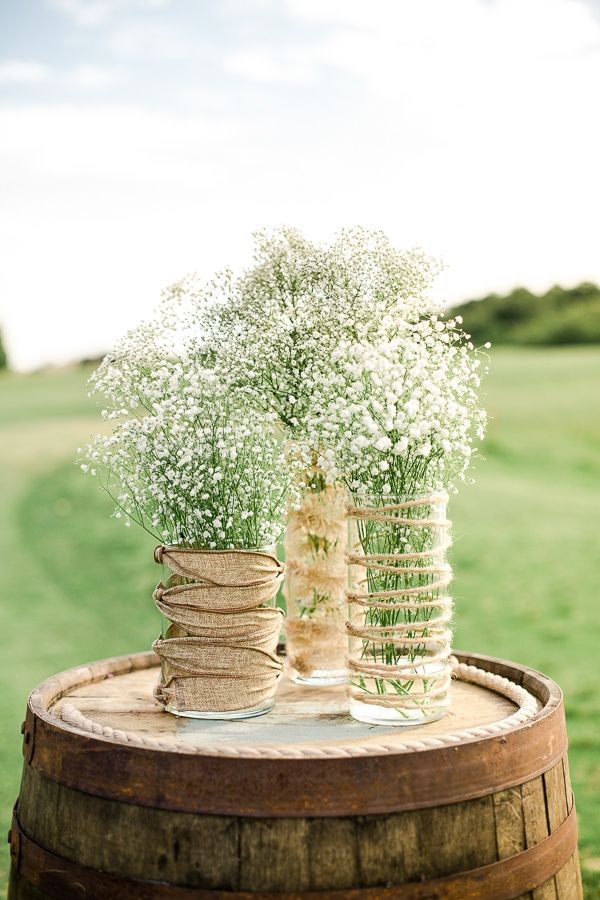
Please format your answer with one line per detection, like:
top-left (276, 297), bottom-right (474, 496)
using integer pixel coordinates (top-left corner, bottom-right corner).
top-left (89, 277), bottom-right (211, 417)
top-left (195, 227), bottom-right (486, 495)
top-left (203, 227), bottom-right (441, 431)
top-left (82, 302), bottom-right (292, 549)
top-left (298, 315), bottom-right (488, 496)
top-left (82, 226), bottom-right (488, 543)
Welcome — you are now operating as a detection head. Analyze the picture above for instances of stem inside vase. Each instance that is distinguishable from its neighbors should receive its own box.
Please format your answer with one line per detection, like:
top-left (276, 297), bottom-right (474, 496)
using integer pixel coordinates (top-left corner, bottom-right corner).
top-left (347, 492), bottom-right (452, 726)
top-left (284, 477), bottom-right (348, 685)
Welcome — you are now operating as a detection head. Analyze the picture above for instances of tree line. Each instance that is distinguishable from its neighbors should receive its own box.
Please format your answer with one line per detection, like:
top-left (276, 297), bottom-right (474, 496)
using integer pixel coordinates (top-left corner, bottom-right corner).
top-left (451, 282), bottom-right (600, 345)
top-left (2, 281), bottom-right (599, 375)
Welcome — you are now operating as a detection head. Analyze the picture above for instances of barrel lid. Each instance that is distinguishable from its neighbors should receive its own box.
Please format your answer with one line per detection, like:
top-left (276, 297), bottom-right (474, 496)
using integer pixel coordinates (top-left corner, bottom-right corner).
top-left (22, 650), bottom-right (566, 817)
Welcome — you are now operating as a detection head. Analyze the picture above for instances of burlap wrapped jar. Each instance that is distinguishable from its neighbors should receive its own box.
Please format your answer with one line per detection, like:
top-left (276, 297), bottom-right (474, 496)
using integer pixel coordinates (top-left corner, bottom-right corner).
top-left (152, 547), bottom-right (284, 719)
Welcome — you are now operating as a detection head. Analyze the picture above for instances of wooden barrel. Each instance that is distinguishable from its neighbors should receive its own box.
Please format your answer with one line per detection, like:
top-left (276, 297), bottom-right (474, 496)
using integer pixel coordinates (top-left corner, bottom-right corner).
top-left (9, 650), bottom-right (582, 899)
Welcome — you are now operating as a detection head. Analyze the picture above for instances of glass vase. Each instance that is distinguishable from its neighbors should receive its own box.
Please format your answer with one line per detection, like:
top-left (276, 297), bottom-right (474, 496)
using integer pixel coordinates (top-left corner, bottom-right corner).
top-left (284, 480), bottom-right (347, 685)
top-left (152, 545), bottom-right (284, 719)
top-left (347, 492), bottom-right (452, 726)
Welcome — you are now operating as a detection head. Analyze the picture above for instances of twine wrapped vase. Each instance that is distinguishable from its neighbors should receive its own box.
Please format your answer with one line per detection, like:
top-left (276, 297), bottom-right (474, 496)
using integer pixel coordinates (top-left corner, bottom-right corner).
top-left (152, 546), bottom-right (285, 719)
top-left (283, 482), bottom-right (348, 686)
top-left (346, 491), bottom-right (453, 726)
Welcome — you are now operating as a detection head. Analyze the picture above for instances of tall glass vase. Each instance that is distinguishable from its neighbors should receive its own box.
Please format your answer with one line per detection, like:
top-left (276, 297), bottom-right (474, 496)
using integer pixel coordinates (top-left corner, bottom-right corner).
top-left (284, 479), bottom-right (347, 685)
top-left (347, 492), bottom-right (452, 726)
top-left (152, 545), bottom-right (284, 719)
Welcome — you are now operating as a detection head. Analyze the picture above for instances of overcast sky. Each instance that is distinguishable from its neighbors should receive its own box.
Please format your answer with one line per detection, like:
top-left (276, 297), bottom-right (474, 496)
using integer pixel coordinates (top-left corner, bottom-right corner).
top-left (1, 0), bottom-right (599, 370)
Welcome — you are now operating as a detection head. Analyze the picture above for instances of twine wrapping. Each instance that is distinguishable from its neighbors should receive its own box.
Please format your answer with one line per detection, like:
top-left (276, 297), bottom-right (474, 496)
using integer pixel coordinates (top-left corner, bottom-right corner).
top-left (152, 547), bottom-right (284, 714)
top-left (346, 493), bottom-right (453, 714)
top-left (283, 483), bottom-right (348, 679)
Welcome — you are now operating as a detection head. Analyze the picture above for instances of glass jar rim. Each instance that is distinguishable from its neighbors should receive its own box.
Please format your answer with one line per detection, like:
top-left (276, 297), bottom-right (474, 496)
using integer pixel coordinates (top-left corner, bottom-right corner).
top-left (159, 542), bottom-right (277, 554)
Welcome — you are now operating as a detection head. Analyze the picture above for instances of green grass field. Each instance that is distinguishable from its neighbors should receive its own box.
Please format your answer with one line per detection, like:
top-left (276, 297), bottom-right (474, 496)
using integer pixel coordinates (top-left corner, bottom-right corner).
top-left (1, 348), bottom-right (599, 895)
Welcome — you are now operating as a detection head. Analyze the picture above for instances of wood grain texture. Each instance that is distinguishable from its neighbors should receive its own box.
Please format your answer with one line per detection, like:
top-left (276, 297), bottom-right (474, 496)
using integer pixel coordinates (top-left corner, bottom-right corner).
top-left (13, 759), bottom-right (582, 897)
top-left (522, 775), bottom-right (557, 900)
top-left (21, 650), bottom-right (572, 820)
top-left (562, 756), bottom-right (584, 898)
top-left (13, 766), bottom-right (511, 889)
top-left (514, 760), bottom-right (583, 900)
top-left (8, 650), bottom-right (583, 899)
top-left (56, 664), bottom-right (520, 751)
top-left (7, 870), bottom-right (48, 900)
top-left (9, 805), bottom-right (581, 900)
top-left (544, 761), bottom-right (581, 899)
top-left (494, 787), bottom-right (527, 861)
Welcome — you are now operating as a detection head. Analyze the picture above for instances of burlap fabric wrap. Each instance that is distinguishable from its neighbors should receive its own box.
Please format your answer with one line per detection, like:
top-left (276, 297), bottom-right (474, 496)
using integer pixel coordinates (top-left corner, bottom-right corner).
top-left (152, 547), bottom-right (285, 713)
top-left (346, 493), bottom-right (453, 714)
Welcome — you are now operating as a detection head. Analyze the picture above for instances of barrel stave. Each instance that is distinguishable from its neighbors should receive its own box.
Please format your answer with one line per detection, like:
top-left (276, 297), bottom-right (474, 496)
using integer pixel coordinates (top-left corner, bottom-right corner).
top-left (17, 766), bottom-right (242, 891)
top-left (540, 759), bottom-right (582, 899)
top-left (8, 651), bottom-right (583, 899)
top-left (15, 762), bottom-right (580, 896)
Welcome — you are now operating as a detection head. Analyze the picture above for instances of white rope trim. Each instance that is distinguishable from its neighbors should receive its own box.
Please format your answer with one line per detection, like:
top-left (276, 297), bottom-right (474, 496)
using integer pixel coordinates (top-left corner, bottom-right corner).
top-left (59, 662), bottom-right (539, 760)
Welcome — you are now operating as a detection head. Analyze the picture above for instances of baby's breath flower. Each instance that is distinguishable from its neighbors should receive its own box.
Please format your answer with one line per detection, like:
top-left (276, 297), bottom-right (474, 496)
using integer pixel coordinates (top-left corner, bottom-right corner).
top-left (200, 227), bottom-right (442, 433)
top-left (297, 321), bottom-right (488, 496)
top-left (81, 298), bottom-right (294, 549)
top-left (81, 227), bottom-right (488, 526)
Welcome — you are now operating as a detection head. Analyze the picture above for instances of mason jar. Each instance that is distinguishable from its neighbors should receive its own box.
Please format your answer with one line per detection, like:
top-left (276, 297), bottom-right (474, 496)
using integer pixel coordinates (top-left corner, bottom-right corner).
top-left (153, 544), bottom-right (284, 719)
top-left (346, 492), bottom-right (452, 726)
